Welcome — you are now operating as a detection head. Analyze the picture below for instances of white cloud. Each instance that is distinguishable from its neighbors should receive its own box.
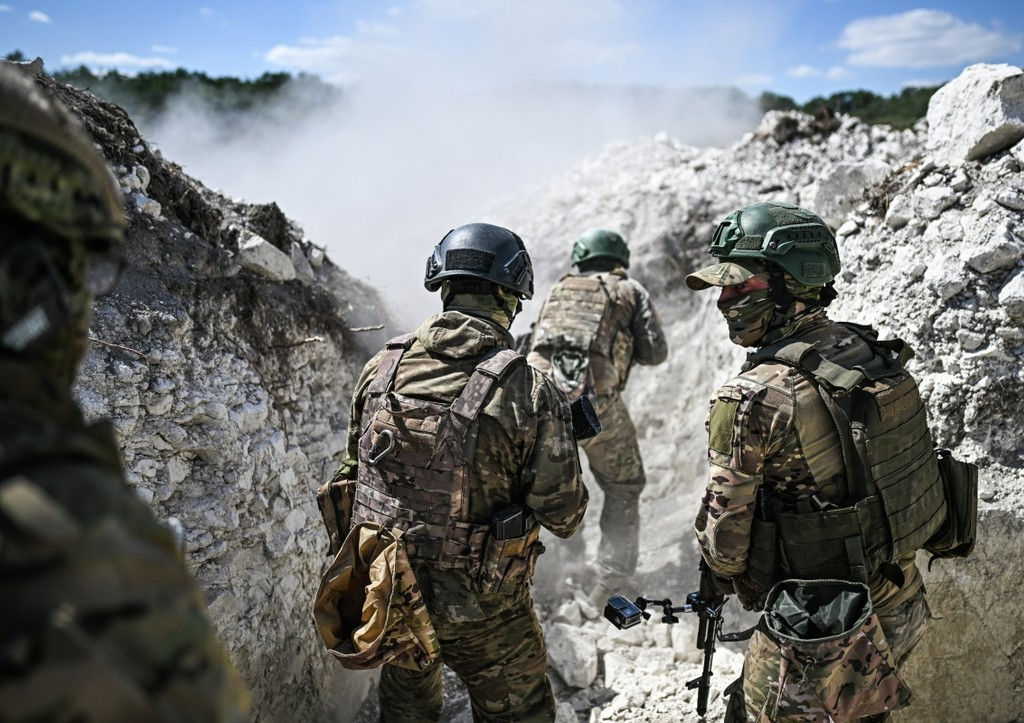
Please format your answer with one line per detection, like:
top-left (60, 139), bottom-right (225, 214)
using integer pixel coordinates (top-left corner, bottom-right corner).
top-left (788, 64), bottom-right (821, 78)
top-left (839, 9), bottom-right (1023, 68)
top-left (28, 10), bottom-right (51, 23)
top-left (265, 36), bottom-right (357, 77)
top-left (826, 66), bottom-right (851, 80)
top-left (0, 5), bottom-right (13, 12)
top-left (151, 44), bottom-right (178, 54)
top-left (60, 51), bottom-right (174, 72)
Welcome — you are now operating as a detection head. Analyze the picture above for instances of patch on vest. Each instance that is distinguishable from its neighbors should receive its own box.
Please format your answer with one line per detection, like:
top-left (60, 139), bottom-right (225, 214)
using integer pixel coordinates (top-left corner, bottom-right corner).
top-left (709, 396), bottom-right (740, 456)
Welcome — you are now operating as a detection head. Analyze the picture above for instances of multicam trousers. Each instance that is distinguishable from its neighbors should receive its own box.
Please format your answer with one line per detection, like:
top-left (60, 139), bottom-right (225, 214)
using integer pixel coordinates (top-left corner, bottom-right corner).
top-left (378, 590), bottom-right (554, 723)
top-left (578, 393), bottom-right (646, 584)
top-left (727, 586), bottom-right (932, 722)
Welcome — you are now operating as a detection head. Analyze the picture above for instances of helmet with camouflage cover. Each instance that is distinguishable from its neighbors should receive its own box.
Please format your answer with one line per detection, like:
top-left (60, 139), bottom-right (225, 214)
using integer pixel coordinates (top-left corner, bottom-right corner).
top-left (686, 202), bottom-right (839, 290)
top-left (424, 222), bottom-right (534, 299)
top-left (571, 228), bottom-right (629, 269)
top-left (0, 62), bottom-right (125, 384)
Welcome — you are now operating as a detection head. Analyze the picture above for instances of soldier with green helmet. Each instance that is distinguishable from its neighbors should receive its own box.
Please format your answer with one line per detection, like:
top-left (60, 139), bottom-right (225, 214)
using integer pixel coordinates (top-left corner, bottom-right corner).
top-left (0, 62), bottom-right (249, 722)
top-left (687, 201), bottom-right (937, 721)
top-left (330, 222), bottom-right (588, 722)
top-left (526, 228), bottom-right (667, 605)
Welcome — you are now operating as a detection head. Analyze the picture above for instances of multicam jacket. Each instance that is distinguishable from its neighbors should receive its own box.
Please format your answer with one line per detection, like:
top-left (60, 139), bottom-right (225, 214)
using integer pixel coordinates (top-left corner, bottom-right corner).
top-left (342, 311), bottom-right (588, 617)
top-left (527, 269), bottom-right (667, 399)
top-left (0, 360), bottom-right (249, 722)
top-left (694, 313), bottom-right (927, 613)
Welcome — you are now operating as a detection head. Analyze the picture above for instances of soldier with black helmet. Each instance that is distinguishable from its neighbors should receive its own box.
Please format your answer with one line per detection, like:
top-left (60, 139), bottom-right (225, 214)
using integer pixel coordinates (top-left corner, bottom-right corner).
top-left (329, 222), bottom-right (588, 722)
top-left (687, 202), bottom-right (939, 721)
top-left (0, 63), bottom-right (249, 721)
top-left (526, 228), bottom-right (667, 605)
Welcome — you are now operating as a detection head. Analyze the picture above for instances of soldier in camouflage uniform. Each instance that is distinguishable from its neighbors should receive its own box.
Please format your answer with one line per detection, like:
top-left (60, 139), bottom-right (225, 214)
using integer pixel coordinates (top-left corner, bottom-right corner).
top-left (526, 229), bottom-right (666, 603)
top-left (334, 222), bottom-right (588, 722)
top-left (0, 63), bottom-right (249, 723)
top-left (686, 202), bottom-right (934, 722)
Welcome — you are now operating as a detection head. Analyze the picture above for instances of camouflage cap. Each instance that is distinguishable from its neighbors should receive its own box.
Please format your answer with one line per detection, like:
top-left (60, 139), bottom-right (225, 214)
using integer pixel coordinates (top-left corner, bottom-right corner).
top-left (685, 259), bottom-right (764, 290)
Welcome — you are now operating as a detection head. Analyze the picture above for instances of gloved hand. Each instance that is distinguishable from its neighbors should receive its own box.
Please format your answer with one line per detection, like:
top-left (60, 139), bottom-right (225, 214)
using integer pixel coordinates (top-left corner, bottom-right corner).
top-left (732, 573), bottom-right (768, 611)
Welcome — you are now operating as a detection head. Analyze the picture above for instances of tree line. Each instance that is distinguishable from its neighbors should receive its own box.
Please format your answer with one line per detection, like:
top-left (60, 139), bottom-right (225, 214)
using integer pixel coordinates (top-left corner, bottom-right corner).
top-left (6, 49), bottom-right (938, 130)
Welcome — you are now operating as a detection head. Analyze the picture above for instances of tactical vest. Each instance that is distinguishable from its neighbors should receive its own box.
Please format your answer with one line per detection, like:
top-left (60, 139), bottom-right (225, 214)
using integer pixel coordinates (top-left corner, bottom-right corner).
top-left (352, 333), bottom-right (523, 571)
top-left (745, 324), bottom-right (946, 589)
top-left (530, 273), bottom-right (634, 399)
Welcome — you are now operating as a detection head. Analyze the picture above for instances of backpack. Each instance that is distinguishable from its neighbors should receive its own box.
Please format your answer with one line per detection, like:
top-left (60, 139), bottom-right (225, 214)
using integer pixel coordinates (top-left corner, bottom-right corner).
top-left (529, 273), bottom-right (633, 400)
top-left (746, 323), bottom-right (976, 589)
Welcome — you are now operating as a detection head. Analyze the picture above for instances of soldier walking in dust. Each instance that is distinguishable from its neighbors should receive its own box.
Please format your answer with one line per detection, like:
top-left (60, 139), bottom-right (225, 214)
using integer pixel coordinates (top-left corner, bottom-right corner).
top-left (526, 228), bottom-right (667, 604)
top-left (0, 63), bottom-right (249, 723)
top-left (687, 202), bottom-right (943, 722)
top-left (331, 223), bottom-right (588, 722)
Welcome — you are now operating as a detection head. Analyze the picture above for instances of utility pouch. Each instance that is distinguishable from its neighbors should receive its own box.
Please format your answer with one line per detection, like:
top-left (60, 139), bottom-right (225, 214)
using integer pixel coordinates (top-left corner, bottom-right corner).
top-left (924, 448), bottom-right (978, 561)
top-left (315, 475), bottom-right (355, 556)
top-left (760, 579), bottom-right (914, 721)
top-left (747, 516), bottom-right (779, 592)
top-left (477, 513), bottom-right (544, 595)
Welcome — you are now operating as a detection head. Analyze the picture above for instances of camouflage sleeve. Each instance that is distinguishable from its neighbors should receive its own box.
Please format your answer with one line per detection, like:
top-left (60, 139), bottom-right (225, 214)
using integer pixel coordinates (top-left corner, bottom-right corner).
top-left (693, 379), bottom-right (791, 579)
top-left (522, 370), bottom-right (589, 538)
top-left (0, 467), bottom-right (250, 721)
top-left (338, 348), bottom-right (386, 480)
top-left (628, 279), bottom-right (668, 366)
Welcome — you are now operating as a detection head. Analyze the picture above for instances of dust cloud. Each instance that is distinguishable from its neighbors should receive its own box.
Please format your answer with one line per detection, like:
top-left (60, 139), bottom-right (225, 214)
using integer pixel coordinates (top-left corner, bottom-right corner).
top-left (141, 81), bottom-right (760, 329)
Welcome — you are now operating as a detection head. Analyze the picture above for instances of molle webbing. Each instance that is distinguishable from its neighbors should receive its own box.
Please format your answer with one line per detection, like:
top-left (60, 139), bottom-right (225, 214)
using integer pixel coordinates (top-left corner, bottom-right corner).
top-left (354, 334), bottom-right (522, 570)
top-left (531, 275), bottom-right (614, 356)
top-left (750, 328), bottom-right (945, 585)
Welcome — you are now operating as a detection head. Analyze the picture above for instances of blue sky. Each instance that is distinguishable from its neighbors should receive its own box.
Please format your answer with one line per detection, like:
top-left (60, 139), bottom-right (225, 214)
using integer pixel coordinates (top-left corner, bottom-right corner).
top-left (2, 0), bottom-right (1023, 102)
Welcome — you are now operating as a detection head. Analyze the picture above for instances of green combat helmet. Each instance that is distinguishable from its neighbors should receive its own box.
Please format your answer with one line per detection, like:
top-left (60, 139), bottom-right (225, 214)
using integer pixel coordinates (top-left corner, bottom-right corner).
top-left (707, 201), bottom-right (839, 285)
top-left (424, 222), bottom-right (534, 299)
top-left (0, 63), bottom-right (125, 384)
top-left (571, 228), bottom-right (630, 269)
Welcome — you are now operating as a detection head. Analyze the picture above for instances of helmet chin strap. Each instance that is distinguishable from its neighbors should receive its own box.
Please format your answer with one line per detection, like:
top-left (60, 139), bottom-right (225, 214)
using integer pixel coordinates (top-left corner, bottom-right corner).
top-left (765, 265), bottom-right (834, 333)
top-left (767, 265), bottom-right (797, 332)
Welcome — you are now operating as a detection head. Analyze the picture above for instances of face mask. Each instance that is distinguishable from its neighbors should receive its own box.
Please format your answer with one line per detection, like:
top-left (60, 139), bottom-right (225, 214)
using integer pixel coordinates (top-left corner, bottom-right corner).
top-left (442, 282), bottom-right (521, 329)
top-left (717, 288), bottom-right (775, 347)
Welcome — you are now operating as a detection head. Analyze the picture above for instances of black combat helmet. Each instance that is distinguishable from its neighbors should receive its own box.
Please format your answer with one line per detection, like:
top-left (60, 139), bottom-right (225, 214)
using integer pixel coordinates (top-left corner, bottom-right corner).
top-left (424, 222), bottom-right (534, 299)
top-left (0, 62), bottom-right (126, 384)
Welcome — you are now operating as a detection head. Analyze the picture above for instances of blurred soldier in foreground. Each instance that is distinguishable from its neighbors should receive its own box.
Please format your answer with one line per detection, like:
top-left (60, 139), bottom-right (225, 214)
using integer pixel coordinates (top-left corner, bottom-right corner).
top-left (687, 202), bottom-right (945, 721)
top-left (0, 62), bottom-right (249, 722)
top-left (330, 223), bottom-right (588, 722)
top-left (526, 229), bottom-right (667, 604)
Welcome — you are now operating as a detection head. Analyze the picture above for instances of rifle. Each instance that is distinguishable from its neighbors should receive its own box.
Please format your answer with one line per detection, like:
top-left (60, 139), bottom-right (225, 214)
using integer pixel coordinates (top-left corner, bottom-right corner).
top-left (603, 561), bottom-right (747, 717)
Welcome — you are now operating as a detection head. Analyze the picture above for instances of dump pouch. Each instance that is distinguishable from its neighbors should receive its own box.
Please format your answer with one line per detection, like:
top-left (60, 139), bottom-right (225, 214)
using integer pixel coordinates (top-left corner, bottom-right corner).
top-left (315, 476), bottom-right (355, 556)
top-left (924, 448), bottom-right (978, 561)
top-left (757, 579), bottom-right (914, 721)
top-left (312, 522), bottom-right (440, 671)
top-left (477, 521), bottom-right (544, 596)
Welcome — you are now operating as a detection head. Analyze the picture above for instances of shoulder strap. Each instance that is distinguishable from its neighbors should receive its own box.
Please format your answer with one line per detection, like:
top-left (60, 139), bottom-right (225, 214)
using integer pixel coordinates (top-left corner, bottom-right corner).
top-left (746, 338), bottom-right (862, 501)
top-left (367, 333), bottom-right (416, 396)
top-left (451, 348), bottom-right (523, 425)
top-left (750, 338), bottom-right (867, 393)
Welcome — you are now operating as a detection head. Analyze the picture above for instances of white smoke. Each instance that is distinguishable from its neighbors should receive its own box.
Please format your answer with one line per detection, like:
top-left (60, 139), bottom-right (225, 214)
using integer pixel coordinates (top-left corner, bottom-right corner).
top-left (138, 2), bottom-right (769, 328)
